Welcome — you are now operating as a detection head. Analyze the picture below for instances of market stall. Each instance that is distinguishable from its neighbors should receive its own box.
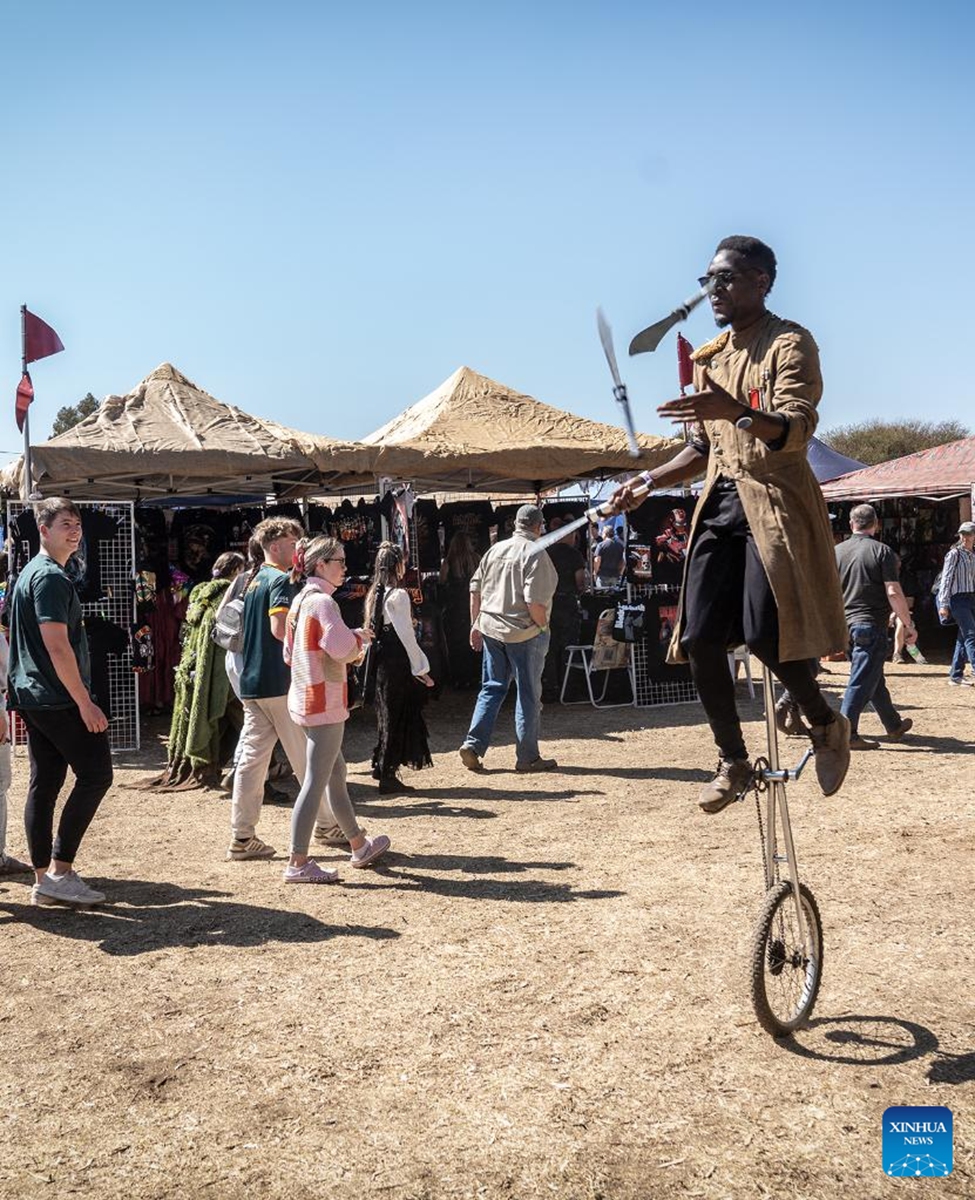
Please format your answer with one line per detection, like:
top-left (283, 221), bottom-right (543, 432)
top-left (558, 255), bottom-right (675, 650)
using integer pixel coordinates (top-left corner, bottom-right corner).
top-left (820, 436), bottom-right (975, 634)
top-left (1, 364), bottom-right (379, 748)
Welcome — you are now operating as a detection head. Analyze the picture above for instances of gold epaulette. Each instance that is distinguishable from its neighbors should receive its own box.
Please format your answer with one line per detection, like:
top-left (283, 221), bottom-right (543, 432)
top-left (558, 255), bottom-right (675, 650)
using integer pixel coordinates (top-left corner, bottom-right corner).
top-left (691, 331), bottom-right (730, 364)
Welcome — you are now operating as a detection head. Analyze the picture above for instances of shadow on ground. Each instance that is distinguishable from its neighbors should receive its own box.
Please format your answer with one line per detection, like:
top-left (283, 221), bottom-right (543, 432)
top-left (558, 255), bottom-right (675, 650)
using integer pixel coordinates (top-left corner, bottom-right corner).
top-left (0, 878), bottom-right (400, 956)
top-left (339, 854), bottom-right (625, 904)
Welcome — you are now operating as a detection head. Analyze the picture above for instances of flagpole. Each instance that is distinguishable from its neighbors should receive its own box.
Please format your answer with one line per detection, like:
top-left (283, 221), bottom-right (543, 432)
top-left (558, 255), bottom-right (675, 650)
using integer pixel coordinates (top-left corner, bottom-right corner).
top-left (20, 304), bottom-right (35, 502)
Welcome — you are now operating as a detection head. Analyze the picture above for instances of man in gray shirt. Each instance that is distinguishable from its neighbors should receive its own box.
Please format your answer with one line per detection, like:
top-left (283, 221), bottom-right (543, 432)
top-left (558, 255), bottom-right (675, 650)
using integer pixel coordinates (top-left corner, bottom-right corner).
top-left (593, 525), bottom-right (624, 589)
top-left (459, 505), bottom-right (558, 772)
top-left (835, 504), bottom-right (916, 749)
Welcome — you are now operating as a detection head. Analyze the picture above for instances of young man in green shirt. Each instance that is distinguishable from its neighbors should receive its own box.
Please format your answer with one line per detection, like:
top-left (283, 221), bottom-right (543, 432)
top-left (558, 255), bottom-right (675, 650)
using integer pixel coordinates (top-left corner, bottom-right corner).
top-left (8, 498), bottom-right (113, 907)
top-left (228, 516), bottom-right (345, 861)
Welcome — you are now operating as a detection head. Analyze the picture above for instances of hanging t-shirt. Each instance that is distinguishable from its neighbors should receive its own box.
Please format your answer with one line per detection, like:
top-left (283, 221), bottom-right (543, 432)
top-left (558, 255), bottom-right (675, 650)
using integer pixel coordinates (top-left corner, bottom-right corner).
top-left (643, 598), bottom-right (693, 682)
top-left (413, 499), bottom-right (441, 572)
top-left (307, 504), bottom-right (333, 535)
top-left (84, 614), bottom-right (130, 718)
top-left (380, 488), bottom-right (416, 565)
top-left (10, 508), bottom-right (121, 602)
top-left (491, 504), bottom-right (521, 543)
top-left (168, 509), bottom-right (224, 583)
top-left (328, 500), bottom-right (379, 576)
top-left (627, 495), bottom-right (697, 588)
top-left (239, 564), bottom-right (299, 700)
top-left (441, 501), bottom-right (494, 558)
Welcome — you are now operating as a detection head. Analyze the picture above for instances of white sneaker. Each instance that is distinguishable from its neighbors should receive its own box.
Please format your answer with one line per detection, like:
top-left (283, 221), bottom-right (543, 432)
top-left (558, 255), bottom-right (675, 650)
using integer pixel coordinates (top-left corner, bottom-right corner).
top-left (31, 870), bottom-right (106, 907)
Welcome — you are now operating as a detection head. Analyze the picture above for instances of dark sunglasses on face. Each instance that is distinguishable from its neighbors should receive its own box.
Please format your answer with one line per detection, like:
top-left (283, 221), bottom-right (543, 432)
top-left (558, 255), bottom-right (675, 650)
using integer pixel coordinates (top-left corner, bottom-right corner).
top-left (698, 267), bottom-right (763, 290)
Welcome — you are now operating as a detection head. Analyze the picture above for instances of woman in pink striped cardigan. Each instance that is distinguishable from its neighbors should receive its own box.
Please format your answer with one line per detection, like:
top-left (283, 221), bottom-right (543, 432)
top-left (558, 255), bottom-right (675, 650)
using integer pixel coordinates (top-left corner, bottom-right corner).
top-left (282, 535), bottom-right (390, 883)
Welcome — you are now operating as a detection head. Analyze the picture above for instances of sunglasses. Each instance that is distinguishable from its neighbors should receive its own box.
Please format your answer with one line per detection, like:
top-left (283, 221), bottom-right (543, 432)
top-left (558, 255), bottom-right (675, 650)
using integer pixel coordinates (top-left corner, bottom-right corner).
top-left (698, 267), bottom-right (763, 290)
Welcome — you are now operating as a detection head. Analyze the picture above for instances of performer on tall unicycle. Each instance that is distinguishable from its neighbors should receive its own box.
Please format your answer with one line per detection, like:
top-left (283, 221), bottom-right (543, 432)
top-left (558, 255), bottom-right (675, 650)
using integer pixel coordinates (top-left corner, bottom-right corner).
top-left (613, 235), bottom-right (850, 812)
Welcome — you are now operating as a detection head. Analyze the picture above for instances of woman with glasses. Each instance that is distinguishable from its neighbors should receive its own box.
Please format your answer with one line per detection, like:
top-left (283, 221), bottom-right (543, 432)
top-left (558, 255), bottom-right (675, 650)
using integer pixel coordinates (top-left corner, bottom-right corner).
top-left (365, 542), bottom-right (434, 795)
top-left (282, 535), bottom-right (390, 882)
top-left (937, 521), bottom-right (975, 686)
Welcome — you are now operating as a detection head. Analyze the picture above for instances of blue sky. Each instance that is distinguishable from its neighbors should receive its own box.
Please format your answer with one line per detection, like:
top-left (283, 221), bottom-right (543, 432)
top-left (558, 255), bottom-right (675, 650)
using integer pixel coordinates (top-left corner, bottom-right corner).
top-left (2, 1), bottom-right (972, 462)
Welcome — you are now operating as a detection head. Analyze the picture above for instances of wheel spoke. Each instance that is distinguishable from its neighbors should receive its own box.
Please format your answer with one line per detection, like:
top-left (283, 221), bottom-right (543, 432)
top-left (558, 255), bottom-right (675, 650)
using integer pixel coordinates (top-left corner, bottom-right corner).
top-left (750, 881), bottom-right (823, 1037)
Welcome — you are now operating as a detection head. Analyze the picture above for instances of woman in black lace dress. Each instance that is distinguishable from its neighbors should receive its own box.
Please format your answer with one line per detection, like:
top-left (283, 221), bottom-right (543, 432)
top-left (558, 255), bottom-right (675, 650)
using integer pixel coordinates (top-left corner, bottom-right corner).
top-left (366, 543), bottom-right (434, 794)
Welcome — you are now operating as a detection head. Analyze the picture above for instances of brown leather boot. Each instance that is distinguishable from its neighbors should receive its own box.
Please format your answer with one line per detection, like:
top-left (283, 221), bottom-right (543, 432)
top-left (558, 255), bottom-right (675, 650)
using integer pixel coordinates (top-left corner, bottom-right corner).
top-left (774, 697), bottom-right (808, 738)
top-left (809, 712), bottom-right (851, 796)
top-left (698, 758), bottom-right (753, 814)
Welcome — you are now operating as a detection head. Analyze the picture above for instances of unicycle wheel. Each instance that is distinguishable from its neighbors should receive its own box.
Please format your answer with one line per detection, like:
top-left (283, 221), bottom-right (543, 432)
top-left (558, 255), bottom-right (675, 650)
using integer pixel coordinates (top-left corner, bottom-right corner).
top-left (749, 880), bottom-right (823, 1038)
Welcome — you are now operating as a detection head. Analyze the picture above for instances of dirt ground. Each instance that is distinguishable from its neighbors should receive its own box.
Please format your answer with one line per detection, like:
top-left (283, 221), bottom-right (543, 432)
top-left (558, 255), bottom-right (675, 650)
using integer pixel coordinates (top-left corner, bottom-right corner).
top-left (0, 658), bottom-right (971, 1200)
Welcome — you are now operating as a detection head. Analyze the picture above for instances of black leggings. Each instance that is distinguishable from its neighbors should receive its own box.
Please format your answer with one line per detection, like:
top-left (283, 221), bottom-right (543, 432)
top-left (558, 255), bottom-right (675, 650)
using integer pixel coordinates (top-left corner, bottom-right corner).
top-left (681, 486), bottom-right (833, 760)
top-left (22, 706), bottom-right (113, 868)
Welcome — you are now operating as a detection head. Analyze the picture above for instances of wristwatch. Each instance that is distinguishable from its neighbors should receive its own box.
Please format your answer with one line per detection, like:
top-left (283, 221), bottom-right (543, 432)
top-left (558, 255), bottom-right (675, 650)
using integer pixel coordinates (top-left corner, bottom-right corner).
top-left (735, 414), bottom-right (753, 431)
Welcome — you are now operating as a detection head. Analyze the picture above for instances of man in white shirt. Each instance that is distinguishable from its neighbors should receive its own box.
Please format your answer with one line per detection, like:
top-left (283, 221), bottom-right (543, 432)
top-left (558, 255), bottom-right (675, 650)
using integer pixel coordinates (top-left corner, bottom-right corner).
top-left (459, 505), bottom-right (558, 772)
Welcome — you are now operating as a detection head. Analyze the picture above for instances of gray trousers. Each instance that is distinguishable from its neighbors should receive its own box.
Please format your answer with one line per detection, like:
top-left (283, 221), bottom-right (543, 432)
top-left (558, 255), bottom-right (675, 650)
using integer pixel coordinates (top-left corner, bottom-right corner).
top-left (291, 722), bottom-right (362, 855)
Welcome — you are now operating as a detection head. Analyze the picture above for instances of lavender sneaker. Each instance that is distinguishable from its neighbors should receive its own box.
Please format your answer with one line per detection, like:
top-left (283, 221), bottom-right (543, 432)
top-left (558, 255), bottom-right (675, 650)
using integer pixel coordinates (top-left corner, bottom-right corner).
top-left (283, 860), bottom-right (339, 884)
top-left (350, 835), bottom-right (391, 869)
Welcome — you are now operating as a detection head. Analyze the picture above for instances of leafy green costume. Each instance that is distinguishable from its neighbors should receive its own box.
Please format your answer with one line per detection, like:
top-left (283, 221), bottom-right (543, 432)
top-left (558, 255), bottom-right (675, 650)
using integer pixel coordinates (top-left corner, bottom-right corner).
top-left (164, 578), bottom-right (235, 784)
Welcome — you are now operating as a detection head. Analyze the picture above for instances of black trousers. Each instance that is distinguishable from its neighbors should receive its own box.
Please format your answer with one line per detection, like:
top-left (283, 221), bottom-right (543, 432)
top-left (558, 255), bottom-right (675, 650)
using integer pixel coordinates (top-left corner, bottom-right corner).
top-left (22, 706), bottom-right (113, 868)
top-left (680, 485), bottom-right (832, 760)
top-left (542, 597), bottom-right (581, 699)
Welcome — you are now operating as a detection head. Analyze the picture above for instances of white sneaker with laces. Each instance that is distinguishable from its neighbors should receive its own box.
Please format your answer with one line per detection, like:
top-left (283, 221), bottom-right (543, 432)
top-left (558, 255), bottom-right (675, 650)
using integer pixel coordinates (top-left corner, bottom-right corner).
top-left (31, 870), bottom-right (106, 907)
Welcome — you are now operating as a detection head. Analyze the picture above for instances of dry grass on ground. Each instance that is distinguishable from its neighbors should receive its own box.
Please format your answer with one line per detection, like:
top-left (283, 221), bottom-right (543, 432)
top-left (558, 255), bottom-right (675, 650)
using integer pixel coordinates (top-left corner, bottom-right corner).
top-left (0, 660), bottom-right (972, 1199)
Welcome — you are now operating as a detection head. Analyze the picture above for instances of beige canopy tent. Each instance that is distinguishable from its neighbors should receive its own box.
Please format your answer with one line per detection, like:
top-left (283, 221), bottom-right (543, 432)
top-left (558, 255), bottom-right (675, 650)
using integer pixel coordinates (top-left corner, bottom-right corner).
top-left (0, 363), bottom-right (377, 501)
top-left (361, 366), bottom-right (680, 493)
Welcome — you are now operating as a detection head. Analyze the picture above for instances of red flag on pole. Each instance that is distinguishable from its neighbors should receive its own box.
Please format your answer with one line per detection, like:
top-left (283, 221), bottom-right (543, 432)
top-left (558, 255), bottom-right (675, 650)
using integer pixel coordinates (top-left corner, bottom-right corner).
top-left (677, 333), bottom-right (694, 391)
top-left (24, 309), bottom-right (64, 364)
top-left (15, 372), bottom-right (34, 432)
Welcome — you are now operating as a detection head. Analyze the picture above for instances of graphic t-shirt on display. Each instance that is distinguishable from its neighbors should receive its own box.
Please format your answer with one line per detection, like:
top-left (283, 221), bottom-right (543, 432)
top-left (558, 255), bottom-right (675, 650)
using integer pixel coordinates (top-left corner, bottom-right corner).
top-left (10, 508), bottom-right (121, 602)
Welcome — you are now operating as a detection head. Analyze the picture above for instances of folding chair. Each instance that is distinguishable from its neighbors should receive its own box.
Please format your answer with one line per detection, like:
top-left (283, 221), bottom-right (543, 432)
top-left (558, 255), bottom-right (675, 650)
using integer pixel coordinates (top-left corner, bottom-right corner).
top-left (727, 645), bottom-right (756, 699)
top-left (560, 625), bottom-right (636, 708)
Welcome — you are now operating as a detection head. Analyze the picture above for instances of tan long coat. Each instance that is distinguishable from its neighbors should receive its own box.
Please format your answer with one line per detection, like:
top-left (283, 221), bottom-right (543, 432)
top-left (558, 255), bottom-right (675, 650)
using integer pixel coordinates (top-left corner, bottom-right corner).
top-left (668, 311), bottom-right (847, 664)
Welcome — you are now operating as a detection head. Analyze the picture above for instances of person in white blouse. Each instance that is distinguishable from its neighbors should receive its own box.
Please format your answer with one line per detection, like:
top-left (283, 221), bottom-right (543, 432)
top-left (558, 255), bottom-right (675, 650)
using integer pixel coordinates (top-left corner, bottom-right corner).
top-left (364, 542), bottom-right (434, 795)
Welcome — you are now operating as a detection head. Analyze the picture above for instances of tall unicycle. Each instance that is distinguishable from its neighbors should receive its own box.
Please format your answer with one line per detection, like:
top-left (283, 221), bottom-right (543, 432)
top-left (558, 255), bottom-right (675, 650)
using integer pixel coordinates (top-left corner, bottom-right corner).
top-left (748, 666), bottom-right (824, 1037)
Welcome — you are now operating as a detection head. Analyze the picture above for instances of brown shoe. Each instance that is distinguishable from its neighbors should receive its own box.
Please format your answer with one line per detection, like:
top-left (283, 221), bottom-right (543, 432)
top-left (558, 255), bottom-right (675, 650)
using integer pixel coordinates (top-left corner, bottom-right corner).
top-left (515, 757), bottom-right (558, 773)
top-left (809, 712), bottom-right (851, 796)
top-left (849, 733), bottom-right (880, 750)
top-left (458, 746), bottom-right (483, 772)
top-left (698, 758), bottom-right (753, 814)
top-left (886, 718), bottom-right (913, 742)
top-left (774, 697), bottom-right (807, 738)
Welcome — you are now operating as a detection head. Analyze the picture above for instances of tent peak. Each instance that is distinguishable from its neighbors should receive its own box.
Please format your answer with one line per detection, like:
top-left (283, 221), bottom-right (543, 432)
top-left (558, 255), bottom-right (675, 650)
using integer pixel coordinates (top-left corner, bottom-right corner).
top-left (144, 363), bottom-right (203, 390)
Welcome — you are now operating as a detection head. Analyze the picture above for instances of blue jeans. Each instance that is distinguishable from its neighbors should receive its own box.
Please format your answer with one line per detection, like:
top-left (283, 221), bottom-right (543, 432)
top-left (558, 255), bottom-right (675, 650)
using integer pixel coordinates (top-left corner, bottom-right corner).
top-left (949, 593), bottom-right (975, 679)
top-left (463, 632), bottom-right (549, 765)
top-left (841, 623), bottom-right (902, 735)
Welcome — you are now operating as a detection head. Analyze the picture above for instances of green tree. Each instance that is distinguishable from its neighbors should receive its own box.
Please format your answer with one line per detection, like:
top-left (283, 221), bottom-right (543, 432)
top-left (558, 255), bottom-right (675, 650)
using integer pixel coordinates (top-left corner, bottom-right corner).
top-left (51, 392), bottom-right (99, 437)
top-left (820, 418), bottom-right (970, 466)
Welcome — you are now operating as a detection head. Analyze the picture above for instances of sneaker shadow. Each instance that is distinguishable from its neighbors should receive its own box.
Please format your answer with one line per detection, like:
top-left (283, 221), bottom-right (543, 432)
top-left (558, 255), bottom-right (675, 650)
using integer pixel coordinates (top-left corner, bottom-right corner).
top-left (338, 854), bottom-right (625, 904)
top-left (354, 799), bottom-right (499, 820)
top-left (386, 853), bottom-right (576, 874)
top-left (0, 879), bottom-right (400, 957)
top-left (381, 785), bottom-right (603, 803)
